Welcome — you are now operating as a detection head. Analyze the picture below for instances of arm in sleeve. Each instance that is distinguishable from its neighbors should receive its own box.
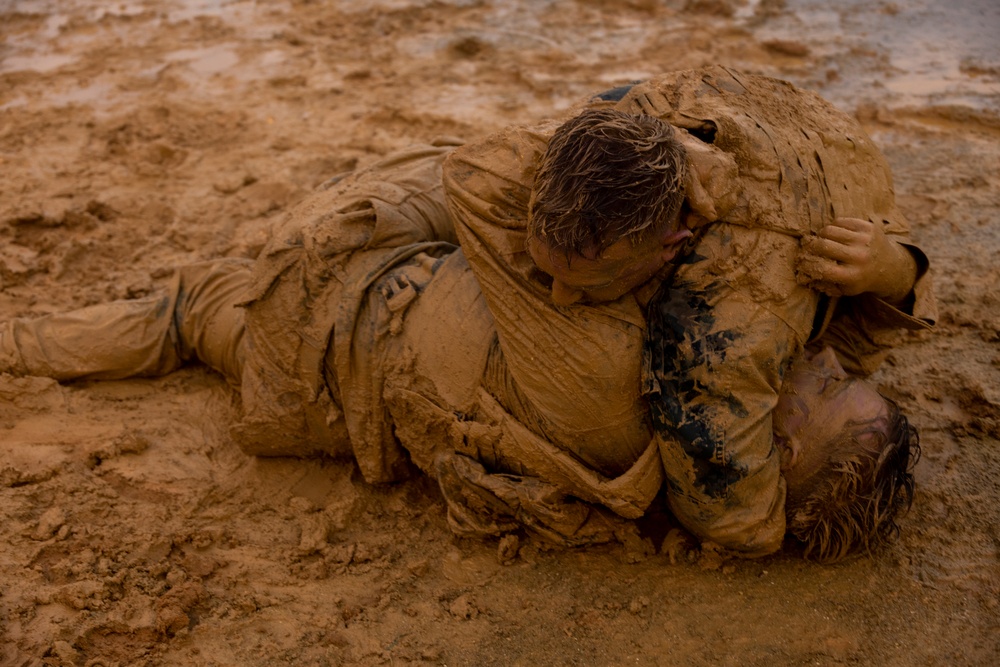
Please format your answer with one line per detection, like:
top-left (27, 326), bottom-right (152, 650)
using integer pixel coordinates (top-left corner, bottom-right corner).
top-left (809, 239), bottom-right (937, 376)
top-left (643, 226), bottom-right (818, 556)
top-left (441, 122), bottom-right (556, 287)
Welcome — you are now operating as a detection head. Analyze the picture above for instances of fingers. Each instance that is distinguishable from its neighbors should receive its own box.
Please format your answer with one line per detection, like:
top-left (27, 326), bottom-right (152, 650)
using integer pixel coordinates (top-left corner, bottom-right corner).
top-left (817, 225), bottom-right (865, 245)
top-left (797, 218), bottom-right (882, 297)
top-left (830, 217), bottom-right (873, 233)
top-left (814, 218), bottom-right (876, 247)
top-left (801, 234), bottom-right (866, 264)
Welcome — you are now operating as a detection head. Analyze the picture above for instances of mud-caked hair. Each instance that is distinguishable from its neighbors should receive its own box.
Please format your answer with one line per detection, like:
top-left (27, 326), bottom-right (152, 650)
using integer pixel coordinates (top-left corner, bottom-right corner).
top-left (528, 108), bottom-right (687, 257)
top-left (785, 397), bottom-right (920, 564)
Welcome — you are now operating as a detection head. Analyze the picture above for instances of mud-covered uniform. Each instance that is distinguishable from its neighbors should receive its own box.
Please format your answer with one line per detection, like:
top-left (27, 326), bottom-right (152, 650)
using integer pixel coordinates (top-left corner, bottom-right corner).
top-left (440, 66), bottom-right (935, 554)
top-left (0, 144), bottom-right (454, 476)
top-left (0, 67), bottom-right (935, 555)
top-left (0, 141), bottom-right (654, 545)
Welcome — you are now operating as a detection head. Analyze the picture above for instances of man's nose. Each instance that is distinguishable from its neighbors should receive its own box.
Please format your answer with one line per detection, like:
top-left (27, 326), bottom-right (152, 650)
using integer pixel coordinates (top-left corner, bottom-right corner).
top-left (551, 280), bottom-right (584, 306)
top-left (813, 346), bottom-right (848, 379)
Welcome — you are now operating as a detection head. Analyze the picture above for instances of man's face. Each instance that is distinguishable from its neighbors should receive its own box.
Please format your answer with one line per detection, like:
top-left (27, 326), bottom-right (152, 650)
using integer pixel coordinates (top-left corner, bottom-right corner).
top-left (527, 231), bottom-right (682, 307)
top-left (774, 347), bottom-right (890, 497)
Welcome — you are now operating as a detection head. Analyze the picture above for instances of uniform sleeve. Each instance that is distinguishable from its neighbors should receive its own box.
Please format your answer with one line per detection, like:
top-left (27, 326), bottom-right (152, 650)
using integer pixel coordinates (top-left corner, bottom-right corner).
top-left (809, 240), bottom-right (937, 376)
top-left (440, 122), bottom-right (553, 288)
top-left (644, 224), bottom-right (818, 556)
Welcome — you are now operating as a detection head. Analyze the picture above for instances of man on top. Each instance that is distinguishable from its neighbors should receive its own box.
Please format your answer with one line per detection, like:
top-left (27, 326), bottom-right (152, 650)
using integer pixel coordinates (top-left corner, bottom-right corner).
top-left (441, 65), bottom-right (934, 556)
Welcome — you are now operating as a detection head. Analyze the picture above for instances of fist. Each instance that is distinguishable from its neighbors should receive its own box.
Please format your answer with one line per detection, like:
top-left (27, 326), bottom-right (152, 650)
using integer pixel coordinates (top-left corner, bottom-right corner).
top-left (796, 217), bottom-right (892, 298)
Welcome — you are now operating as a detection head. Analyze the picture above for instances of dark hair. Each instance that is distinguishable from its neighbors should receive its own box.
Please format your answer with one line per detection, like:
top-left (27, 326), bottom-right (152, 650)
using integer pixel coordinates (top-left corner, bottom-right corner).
top-left (528, 108), bottom-right (687, 257)
top-left (785, 397), bottom-right (921, 563)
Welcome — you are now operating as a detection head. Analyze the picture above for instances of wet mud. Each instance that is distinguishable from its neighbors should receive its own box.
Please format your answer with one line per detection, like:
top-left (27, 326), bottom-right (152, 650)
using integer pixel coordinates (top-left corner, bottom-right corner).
top-left (1, 1), bottom-right (999, 665)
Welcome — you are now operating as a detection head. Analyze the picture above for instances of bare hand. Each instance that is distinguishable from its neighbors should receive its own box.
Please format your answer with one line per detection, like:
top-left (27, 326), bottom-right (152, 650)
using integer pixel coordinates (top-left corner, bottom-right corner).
top-left (796, 217), bottom-right (910, 299)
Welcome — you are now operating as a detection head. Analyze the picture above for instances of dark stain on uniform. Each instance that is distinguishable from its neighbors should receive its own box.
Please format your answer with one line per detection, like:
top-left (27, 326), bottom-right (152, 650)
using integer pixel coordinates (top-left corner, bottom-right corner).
top-left (643, 281), bottom-right (749, 499)
top-left (593, 83), bottom-right (639, 101)
top-left (154, 294), bottom-right (171, 320)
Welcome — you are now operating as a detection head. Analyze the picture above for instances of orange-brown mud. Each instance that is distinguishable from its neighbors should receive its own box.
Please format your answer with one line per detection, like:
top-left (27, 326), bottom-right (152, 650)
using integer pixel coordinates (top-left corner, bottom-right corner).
top-left (2, 1), bottom-right (999, 665)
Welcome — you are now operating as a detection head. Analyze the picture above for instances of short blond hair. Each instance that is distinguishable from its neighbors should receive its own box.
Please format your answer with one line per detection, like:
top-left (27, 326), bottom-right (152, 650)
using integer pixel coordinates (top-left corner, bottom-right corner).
top-left (785, 398), bottom-right (920, 563)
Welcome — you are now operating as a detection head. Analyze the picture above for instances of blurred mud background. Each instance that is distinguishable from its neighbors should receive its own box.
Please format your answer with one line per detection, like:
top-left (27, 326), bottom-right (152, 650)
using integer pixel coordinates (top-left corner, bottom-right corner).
top-left (1, 0), bottom-right (998, 665)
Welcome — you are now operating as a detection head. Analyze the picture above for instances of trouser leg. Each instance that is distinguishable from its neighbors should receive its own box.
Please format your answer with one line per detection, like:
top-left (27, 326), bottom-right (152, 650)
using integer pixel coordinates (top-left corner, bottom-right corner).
top-left (0, 295), bottom-right (183, 381)
top-left (0, 259), bottom-right (252, 383)
top-left (173, 259), bottom-right (251, 386)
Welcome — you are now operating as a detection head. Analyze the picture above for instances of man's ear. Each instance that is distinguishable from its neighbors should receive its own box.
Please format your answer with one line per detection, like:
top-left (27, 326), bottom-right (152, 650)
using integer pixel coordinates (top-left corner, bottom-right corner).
top-left (779, 438), bottom-right (800, 472)
top-left (660, 228), bottom-right (692, 263)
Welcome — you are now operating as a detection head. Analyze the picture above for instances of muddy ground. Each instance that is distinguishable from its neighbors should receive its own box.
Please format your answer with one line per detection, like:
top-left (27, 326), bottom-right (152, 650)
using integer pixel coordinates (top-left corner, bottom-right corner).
top-left (1, 1), bottom-right (999, 665)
